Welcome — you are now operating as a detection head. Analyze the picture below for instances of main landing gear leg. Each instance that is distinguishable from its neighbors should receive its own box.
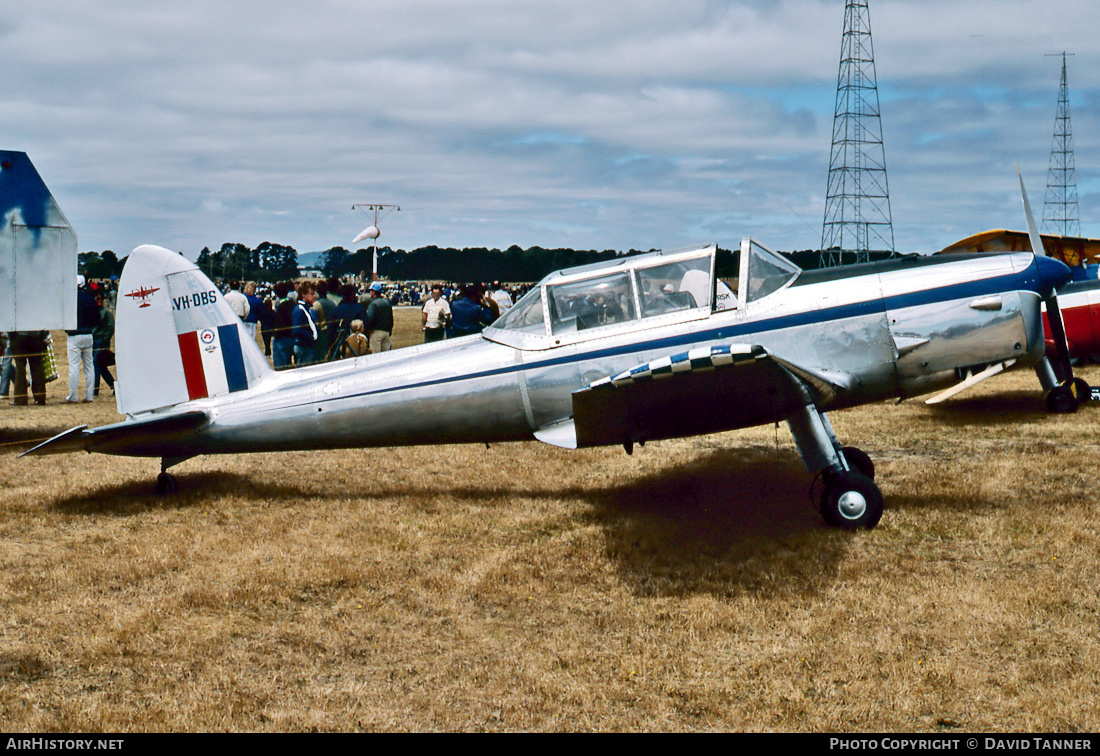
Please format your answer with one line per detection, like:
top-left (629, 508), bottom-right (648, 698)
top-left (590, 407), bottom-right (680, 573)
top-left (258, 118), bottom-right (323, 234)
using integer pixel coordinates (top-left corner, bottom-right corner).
top-left (786, 403), bottom-right (883, 529)
top-left (1035, 356), bottom-right (1059, 392)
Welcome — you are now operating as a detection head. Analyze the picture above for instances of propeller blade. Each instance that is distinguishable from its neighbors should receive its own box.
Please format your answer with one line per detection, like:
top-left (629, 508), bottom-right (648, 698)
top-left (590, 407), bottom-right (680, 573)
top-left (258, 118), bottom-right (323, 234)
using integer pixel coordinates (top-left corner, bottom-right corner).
top-left (1020, 167), bottom-right (1075, 383)
top-left (1018, 166), bottom-right (1046, 258)
top-left (1045, 291), bottom-right (1074, 383)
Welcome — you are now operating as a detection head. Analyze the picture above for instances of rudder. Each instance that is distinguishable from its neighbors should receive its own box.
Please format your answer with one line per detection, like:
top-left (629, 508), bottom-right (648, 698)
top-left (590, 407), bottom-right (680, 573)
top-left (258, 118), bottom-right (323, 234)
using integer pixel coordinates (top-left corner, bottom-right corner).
top-left (115, 245), bottom-right (273, 414)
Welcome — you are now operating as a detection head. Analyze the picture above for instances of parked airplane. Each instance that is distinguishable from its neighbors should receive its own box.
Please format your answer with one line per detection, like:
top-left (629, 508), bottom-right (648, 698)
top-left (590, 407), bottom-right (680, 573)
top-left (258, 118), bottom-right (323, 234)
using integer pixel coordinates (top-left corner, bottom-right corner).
top-left (24, 226), bottom-right (1076, 529)
top-left (1045, 281), bottom-right (1100, 365)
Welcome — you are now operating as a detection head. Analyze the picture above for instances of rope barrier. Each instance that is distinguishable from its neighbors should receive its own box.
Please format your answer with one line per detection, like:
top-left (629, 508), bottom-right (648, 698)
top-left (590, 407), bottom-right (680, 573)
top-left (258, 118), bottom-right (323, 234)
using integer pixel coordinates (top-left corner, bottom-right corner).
top-left (2, 321), bottom-right (360, 362)
top-left (1, 307), bottom-right (382, 406)
top-left (0, 436), bottom-right (54, 449)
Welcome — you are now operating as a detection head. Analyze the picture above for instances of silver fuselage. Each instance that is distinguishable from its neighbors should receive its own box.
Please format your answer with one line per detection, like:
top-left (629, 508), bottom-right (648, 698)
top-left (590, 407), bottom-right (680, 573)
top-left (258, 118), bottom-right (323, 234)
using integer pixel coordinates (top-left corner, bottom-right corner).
top-left (128, 251), bottom-right (1047, 458)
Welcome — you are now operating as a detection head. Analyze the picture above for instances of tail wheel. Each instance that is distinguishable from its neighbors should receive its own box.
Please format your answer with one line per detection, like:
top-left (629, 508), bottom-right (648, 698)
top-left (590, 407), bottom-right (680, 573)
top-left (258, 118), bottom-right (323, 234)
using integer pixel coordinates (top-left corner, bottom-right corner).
top-left (819, 471), bottom-right (883, 530)
top-left (155, 472), bottom-right (178, 495)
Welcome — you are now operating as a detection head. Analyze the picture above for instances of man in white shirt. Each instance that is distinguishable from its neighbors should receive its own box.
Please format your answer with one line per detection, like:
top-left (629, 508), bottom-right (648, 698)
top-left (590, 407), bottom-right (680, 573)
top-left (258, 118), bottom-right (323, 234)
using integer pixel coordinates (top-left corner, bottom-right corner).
top-left (490, 281), bottom-right (513, 313)
top-left (421, 285), bottom-right (451, 343)
top-left (223, 281), bottom-right (250, 321)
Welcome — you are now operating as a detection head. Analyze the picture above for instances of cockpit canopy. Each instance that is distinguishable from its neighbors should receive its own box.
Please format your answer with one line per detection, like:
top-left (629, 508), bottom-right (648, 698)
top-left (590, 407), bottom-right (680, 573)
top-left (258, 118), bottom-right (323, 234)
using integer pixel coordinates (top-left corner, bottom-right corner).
top-left (486, 239), bottom-right (799, 350)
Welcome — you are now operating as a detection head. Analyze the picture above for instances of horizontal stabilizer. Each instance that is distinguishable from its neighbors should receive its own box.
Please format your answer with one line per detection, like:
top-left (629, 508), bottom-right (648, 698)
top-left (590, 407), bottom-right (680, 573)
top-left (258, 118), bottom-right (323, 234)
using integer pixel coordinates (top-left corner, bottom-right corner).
top-left (21, 410), bottom-right (210, 457)
top-left (20, 425), bottom-right (90, 456)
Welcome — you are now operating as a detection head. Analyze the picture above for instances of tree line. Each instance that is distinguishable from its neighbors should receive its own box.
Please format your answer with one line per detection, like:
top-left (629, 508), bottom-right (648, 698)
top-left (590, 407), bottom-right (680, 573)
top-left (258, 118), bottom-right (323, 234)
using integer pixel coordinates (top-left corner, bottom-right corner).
top-left (79, 243), bottom-right (897, 283)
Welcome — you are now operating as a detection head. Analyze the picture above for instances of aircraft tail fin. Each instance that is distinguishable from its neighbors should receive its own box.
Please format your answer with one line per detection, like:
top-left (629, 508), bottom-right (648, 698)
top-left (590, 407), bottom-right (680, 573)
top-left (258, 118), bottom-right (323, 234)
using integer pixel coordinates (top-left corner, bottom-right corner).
top-left (115, 245), bottom-right (274, 415)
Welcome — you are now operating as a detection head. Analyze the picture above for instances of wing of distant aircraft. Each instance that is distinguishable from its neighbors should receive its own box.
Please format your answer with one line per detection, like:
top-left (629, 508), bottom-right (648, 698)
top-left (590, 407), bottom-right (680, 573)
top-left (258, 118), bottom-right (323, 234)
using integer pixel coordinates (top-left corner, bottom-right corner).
top-left (939, 228), bottom-right (1100, 269)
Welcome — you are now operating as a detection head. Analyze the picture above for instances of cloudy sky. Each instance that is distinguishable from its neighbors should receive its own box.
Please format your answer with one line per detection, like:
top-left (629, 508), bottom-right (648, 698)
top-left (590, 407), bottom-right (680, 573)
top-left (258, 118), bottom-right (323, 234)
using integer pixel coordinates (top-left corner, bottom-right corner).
top-left (2, 0), bottom-right (1098, 259)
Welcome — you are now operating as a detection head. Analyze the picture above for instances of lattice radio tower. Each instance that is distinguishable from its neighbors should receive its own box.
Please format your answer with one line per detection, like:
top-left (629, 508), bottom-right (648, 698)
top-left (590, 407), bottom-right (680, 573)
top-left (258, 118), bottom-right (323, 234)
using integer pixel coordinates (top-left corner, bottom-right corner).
top-left (1042, 53), bottom-right (1080, 237)
top-left (820, 0), bottom-right (895, 267)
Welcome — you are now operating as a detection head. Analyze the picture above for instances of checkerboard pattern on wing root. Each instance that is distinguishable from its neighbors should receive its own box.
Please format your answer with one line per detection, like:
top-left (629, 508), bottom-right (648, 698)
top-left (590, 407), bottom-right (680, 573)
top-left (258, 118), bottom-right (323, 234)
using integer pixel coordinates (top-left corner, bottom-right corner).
top-left (586, 344), bottom-right (764, 389)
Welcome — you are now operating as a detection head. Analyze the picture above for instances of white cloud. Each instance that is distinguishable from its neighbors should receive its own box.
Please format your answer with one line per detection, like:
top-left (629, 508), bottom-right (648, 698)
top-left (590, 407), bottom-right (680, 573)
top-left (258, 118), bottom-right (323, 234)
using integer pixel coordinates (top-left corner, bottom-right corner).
top-left (0, 0), bottom-right (1097, 258)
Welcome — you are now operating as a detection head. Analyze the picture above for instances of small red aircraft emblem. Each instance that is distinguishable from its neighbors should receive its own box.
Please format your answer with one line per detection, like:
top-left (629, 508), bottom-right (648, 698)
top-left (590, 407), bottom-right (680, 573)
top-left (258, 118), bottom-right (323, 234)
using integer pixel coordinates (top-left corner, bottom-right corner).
top-left (125, 286), bottom-right (160, 308)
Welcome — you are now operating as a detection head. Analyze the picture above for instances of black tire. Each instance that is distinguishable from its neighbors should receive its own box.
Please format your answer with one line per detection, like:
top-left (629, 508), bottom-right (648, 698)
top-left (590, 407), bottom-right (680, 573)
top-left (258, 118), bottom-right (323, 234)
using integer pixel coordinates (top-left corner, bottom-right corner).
top-left (841, 446), bottom-right (875, 481)
top-left (155, 472), bottom-right (177, 495)
top-left (1071, 377), bottom-right (1092, 404)
top-left (821, 471), bottom-right (883, 530)
top-left (1046, 385), bottom-right (1079, 414)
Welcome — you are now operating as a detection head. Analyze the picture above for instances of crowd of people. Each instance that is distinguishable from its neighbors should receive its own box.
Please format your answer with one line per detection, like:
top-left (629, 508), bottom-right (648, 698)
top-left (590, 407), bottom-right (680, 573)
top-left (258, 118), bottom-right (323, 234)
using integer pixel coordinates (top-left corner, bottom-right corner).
top-left (2, 273), bottom-right (531, 406)
top-left (227, 277), bottom-right (527, 370)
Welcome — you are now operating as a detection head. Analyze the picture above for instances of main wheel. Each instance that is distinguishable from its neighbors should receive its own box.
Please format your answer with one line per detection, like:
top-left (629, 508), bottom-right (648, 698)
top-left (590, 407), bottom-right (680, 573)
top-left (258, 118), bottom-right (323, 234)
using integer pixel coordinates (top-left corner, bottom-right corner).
top-left (820, 471), bottom-right (883, 530)
top-left (1046, 385), bottom-right (1079, 414)
top-left (840, 446), bottom-right (875, 481)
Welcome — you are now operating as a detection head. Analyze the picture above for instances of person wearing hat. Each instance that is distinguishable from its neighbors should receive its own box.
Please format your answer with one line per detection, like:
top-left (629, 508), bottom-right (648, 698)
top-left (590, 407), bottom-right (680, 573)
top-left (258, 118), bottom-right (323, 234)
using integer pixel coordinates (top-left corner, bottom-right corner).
top-left (65, 274), bottom-right (101, 403)
top-left (364, 282), bottom-right (394, 353)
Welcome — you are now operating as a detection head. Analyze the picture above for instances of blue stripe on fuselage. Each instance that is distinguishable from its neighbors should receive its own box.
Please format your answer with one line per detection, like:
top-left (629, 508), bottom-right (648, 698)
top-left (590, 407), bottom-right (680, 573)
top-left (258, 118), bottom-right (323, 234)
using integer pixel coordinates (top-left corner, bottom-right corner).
top-left (275, 263), bottom-right (1033, 408)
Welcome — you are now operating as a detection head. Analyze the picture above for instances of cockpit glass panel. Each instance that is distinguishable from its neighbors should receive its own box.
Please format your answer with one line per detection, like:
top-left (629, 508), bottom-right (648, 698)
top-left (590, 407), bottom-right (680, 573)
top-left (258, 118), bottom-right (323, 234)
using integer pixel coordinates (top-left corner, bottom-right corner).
top-left (547, 272), bottom-right (636, 335)
top-left (742, 239), bottom-right (800, 302)
top-left (635, 256), bottom-right (712, 317)
top-left (494, 286), bottom-right (545, 334)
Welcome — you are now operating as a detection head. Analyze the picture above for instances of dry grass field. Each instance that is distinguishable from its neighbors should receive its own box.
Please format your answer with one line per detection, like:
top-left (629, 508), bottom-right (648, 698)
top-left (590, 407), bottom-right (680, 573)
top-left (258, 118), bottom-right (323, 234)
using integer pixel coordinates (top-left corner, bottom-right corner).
top-left (2, 307), bottom-right (1099, 732)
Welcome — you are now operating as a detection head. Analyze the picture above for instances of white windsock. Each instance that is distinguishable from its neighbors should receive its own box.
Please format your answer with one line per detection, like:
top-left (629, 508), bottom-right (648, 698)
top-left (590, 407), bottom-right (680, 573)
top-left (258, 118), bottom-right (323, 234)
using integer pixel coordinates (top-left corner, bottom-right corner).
top-left (352, 225), bottom-right (380, 244)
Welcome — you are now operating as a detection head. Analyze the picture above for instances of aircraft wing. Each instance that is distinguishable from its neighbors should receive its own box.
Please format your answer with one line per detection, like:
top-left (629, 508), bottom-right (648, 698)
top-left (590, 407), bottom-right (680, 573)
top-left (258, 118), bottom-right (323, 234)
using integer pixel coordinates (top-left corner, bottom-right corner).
top-left (536, 344), bottom-right (838, 449)
top-left (20, 410), bottom-right (210, 457)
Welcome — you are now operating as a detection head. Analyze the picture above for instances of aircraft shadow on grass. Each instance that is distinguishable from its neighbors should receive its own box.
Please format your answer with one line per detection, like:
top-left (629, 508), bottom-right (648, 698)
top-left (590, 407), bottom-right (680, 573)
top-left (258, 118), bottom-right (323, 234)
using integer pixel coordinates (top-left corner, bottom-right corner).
top-left (922, 390), bottom-right (1052, 426)
top-left (49, 471), bottom-right (271, 516)
top-left (586, 448), bottom-right (854, 598)
top-left (50, 447), bottom-right (860, 598)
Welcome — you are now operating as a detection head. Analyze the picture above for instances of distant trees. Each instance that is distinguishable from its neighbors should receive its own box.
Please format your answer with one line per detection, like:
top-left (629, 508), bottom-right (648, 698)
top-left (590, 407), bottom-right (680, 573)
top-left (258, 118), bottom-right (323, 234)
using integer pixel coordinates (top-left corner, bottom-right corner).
top-left (380, 245), bottom-right (627, 283)
top-left (78, 250), bottom-right (123, 279)
top-left (81, 241), bottom-right (853, 286)
top-left (321, 246), bottom-right (350, 279)
top-left (255, 242), bottom-right (299, 281)
top-left (196, 242), bottom-right (299, 282)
